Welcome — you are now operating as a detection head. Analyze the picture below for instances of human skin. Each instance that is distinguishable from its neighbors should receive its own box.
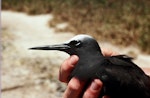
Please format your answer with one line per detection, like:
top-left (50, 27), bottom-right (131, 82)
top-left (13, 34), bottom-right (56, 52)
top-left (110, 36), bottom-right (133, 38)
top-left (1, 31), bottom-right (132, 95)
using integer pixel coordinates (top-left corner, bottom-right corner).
top-left (59, 49), bottom-right (150, 98)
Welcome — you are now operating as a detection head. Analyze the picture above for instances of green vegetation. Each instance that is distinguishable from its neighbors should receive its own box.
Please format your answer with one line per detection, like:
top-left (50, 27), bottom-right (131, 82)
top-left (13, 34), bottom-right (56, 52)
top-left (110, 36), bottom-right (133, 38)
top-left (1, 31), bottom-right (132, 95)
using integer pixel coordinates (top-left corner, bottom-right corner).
top-left (2, 0), bottom-right (150, 53)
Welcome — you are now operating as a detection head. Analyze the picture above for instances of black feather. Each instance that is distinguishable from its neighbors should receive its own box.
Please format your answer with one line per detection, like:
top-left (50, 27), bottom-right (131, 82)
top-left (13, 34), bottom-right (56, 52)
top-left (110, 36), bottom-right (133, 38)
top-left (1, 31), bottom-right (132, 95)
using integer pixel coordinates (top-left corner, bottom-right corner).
top-left (96, 55), bottom-right (150, 98)
top-left (30, 34), bottom-right (150, 98)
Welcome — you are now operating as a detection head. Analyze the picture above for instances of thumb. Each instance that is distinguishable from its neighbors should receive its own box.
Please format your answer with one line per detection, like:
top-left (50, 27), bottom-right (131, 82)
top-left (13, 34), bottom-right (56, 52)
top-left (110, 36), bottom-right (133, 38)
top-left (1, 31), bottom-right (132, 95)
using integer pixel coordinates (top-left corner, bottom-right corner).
top-left (83, 79), bottom-right (103, 98)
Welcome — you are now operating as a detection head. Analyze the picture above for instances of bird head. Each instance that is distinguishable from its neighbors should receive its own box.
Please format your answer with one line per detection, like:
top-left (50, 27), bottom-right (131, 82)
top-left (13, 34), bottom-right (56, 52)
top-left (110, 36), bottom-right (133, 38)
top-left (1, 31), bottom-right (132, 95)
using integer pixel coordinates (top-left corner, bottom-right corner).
top-left (30, 34), bottom-right (102, 56)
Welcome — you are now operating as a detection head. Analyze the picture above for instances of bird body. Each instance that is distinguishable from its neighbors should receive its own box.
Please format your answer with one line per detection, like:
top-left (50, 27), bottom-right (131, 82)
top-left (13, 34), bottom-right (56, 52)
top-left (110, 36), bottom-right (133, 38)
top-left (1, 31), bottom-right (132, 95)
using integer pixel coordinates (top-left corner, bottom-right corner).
top-left (30, 34), bottom-right (150, 98)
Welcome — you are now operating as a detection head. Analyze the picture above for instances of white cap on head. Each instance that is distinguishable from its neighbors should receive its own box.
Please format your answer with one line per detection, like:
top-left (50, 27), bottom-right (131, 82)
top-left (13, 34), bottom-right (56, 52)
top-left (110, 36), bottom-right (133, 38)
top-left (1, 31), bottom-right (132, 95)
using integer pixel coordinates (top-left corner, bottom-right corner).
top-left (66, 34), bottom-right (93, 43)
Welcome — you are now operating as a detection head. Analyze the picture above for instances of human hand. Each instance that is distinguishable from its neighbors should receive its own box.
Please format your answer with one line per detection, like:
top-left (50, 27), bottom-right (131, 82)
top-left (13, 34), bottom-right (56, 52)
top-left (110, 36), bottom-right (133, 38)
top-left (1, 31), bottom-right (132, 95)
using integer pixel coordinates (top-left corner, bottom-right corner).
top-left (59, 49), bottom-right (117, 98)
top-left (59, 48), bottom-right (150, 98)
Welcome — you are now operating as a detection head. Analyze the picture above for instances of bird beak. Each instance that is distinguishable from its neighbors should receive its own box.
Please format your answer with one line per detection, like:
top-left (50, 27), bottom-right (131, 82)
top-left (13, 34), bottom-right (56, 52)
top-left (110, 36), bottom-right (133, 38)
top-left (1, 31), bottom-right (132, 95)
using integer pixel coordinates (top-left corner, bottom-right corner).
top-left (29, 43), bottom-right (71, 51)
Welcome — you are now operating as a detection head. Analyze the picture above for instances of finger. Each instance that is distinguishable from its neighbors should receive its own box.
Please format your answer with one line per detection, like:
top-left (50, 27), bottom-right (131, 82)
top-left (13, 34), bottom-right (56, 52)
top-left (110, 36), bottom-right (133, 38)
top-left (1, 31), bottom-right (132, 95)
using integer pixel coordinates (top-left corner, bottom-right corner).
top-left (142, 68), bottom-right (150, 76)
top-left (103, 96), bottom-right (110, 98)
top-left (63, 77), bottom-right (85, 98)
top-left (59, 55), bottom-right (79, 83)
top-left (83, 79), bottom-right (103, 98)
top-left (101, 48), bottom-right (118, 56)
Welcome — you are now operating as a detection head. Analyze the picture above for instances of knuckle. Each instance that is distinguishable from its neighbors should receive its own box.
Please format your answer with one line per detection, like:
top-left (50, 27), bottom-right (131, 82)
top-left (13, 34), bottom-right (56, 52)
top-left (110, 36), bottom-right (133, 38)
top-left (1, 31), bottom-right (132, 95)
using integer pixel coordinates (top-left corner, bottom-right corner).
top-left (68, 81), bottom-right (79, 91)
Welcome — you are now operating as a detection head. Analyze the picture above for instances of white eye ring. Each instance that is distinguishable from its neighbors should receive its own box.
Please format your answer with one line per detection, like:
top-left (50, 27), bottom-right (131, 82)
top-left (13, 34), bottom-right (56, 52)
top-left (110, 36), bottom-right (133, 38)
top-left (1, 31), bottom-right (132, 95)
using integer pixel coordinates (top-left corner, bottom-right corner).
top-left (75, 42), bottom-right (81, 47)
top-left (69, 40), bottom-right (81, 47)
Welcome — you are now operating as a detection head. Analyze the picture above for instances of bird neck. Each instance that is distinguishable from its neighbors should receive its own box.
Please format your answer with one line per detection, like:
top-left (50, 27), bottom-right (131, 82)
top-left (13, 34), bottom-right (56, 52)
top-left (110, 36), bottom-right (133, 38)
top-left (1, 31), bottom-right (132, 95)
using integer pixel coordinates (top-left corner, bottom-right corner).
top-left (78, 50), bottom-right (103, 60)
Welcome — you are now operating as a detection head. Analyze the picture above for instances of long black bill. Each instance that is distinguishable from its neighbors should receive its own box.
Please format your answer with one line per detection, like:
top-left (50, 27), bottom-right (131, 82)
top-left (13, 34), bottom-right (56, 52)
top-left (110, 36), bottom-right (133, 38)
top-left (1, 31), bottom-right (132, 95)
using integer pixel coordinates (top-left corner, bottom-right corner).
top-left (29, 43), bottom-right (70, 51)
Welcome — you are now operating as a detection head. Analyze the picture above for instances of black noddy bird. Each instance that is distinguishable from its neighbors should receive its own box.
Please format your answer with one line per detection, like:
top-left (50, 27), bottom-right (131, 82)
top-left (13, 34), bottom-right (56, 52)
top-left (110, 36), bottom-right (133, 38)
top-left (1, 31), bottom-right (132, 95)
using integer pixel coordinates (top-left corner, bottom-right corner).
top-left (30, 34), bottom-right (150, 98)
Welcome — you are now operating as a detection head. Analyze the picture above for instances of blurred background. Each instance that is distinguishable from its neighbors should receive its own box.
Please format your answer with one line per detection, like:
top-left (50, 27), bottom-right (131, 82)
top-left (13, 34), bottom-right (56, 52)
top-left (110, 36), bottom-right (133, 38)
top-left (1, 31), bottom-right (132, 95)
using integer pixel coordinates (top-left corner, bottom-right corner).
top-left (1, 0), bottom-right (150, 98)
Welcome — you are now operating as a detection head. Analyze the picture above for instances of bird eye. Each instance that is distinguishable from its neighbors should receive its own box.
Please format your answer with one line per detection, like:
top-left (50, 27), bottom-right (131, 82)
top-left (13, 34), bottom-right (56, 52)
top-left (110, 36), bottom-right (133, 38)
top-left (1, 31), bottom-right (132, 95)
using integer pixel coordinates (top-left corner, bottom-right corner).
top-left (70, 40), bottom-right (79, 45)
top-left (69, 40), bottom-right (81, 47)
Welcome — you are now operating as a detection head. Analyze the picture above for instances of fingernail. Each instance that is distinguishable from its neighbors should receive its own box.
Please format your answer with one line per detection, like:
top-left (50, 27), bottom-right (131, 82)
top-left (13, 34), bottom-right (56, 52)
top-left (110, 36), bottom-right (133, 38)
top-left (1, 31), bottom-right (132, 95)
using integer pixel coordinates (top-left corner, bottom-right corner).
top-left (70, 55), bottom-right (78, 65)
top-left (91, 79), bottom-right (102, 91)
top-left (91, 81), bottom-right (100, 90)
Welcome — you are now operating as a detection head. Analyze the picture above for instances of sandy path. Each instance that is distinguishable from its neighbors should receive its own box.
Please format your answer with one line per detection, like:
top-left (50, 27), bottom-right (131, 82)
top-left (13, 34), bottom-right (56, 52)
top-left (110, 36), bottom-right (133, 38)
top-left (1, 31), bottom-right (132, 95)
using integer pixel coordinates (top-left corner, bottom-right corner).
top-left (2, 11), bottom-right (150, 68)
top-left (2, 11), bottom-right (150, 98)
top-left (2, 11), bottom-right (74, 98)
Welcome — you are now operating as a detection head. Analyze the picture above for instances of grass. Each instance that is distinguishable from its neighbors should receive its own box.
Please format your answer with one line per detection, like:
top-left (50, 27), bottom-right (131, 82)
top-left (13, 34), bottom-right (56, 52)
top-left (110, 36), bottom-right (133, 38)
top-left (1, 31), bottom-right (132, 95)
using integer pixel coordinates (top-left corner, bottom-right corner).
top-left (2, 0), bottom-right (150, 53)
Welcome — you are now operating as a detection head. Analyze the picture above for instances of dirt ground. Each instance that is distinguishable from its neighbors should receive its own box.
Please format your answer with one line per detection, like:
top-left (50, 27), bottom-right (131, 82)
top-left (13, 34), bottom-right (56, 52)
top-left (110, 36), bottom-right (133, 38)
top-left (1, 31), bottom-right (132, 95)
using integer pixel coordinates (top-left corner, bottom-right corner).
top-left (1, 11), bottom-right (150, 98)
